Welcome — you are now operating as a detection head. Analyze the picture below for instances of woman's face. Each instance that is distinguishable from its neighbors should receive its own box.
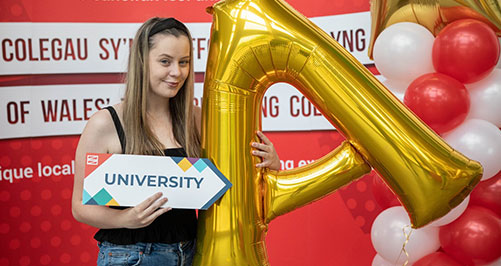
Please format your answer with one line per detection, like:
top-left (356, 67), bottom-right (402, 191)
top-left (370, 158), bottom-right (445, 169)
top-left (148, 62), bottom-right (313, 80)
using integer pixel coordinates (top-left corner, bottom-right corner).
top-left (148, 33), bottom-right (191, 100)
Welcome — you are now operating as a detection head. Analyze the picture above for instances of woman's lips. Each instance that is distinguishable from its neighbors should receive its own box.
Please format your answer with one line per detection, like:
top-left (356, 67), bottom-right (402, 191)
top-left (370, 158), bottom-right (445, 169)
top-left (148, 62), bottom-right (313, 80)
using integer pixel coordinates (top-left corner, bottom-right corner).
top-left (165, 81), bottom-right (179, 87)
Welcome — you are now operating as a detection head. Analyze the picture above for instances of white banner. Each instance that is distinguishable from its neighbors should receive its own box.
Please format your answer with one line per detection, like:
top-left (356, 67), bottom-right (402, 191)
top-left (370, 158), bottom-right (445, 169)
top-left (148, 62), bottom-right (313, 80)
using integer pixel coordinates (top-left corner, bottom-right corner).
top-left (0, 83), bottom-right (339, 139)
top-left (0, 22), bottom-right (211, 74)
top-left (0, 84), bottom-right (124, 139)
top-left (0, 12), bottom-right (371, 75)
top-left (0, 11), bottom-right (377, 138)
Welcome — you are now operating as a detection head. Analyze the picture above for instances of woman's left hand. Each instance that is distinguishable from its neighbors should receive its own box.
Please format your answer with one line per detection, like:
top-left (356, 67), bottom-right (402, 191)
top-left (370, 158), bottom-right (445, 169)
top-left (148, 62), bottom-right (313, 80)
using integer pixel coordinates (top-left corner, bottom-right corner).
top-left (251, 131), bottom-right (280, 171)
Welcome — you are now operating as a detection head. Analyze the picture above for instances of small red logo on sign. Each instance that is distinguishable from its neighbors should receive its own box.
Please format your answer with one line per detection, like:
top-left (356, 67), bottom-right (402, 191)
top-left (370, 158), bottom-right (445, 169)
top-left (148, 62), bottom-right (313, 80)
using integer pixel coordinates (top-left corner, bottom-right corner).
top-left (86, 155), bottom-right (99, 165)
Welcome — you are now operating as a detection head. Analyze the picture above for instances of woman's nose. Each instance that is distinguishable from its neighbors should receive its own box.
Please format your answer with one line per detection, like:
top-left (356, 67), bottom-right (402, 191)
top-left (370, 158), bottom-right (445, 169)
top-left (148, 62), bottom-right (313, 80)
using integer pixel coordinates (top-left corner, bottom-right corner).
top-left (169, 64), bottom-right (181, 77)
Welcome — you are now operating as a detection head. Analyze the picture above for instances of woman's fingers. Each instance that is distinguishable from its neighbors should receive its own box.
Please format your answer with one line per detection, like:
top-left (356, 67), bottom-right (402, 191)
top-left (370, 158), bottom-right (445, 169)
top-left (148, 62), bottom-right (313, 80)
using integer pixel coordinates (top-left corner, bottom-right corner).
top-left (251, 142), bottom-right (271, 152)
top-left (251, 131), bottom-right (281, 171)
top-left (136, 192), bottom-right (163, 211)
top-left (124, 193), bottom-right (171, 229)
top-left (141, 206), bottom-right (172, 226)
top-left (256, 131), bottom-right (271, 145)
top-left (252, 150), bottom-right (268, 158)
top-left (143, 196), bottom-right (169, 216)
top-left (256, 162), bottom-right (269, 168)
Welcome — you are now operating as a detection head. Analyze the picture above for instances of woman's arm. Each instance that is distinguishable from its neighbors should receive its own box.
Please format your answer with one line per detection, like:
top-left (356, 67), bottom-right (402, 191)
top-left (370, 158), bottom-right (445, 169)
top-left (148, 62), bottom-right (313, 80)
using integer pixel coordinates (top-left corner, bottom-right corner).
top-left (71, 108), bottom-right (170, 229)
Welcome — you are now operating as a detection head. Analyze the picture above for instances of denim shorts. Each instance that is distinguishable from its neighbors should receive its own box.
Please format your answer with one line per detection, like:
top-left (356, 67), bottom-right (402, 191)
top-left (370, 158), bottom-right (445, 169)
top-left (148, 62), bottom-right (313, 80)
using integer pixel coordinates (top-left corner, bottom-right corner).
top-left (97, 240), bottom-right (195, 266)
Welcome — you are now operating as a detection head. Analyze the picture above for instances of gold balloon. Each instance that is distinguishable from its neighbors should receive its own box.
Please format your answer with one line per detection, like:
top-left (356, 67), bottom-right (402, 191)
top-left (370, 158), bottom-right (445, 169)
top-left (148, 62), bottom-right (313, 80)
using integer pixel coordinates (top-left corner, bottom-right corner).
top-left (196, 0), bottom-right (483, 265)
top-left (369, 0), bottom-right (501, 58)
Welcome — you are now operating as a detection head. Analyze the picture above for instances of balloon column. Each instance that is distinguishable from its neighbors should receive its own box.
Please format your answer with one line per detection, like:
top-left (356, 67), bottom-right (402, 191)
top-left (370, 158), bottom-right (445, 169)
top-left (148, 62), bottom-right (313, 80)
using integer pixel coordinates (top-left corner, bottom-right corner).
top-left (368, 0), bottom-right (501, 59)
top-left (371, 7), bottom-right (501, 266)
top-left (196, 0), bottom-right (483, 265)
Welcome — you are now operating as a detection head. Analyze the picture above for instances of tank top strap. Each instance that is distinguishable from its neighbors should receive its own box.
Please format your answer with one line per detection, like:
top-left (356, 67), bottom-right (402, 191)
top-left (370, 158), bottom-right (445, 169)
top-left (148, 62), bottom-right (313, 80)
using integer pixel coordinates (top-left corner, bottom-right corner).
top-left (104, 106), bottom-right (126, 153)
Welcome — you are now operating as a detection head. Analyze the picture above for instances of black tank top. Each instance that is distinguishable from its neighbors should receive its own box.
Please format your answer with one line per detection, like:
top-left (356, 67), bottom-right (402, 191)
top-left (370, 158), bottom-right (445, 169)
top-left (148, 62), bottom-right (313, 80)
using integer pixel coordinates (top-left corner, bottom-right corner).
top-left (93, 106), bottom-right (197, 244)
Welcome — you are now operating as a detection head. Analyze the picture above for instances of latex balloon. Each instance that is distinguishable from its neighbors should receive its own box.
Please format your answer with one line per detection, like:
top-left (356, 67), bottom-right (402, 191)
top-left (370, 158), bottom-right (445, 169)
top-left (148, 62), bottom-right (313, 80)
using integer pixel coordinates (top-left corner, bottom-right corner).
top-left (429, 196), bottom-right (469, 227)
top-left (404, 73), bottom-right (470, 134)
top-left (372, 171), bottom-right (400, 209)
top-left (439, 206), bottom-right (501, 265)
top-left (381, 77), bottom-right (408, 98)
top-left (368, 0), bottom-right (501, 59)
top-left (466, 69), bottom-right (501, 127)
top-left (196, 0), bottom-right (483, 265)
top-left (372, 254), bottom-right (395, 266)
top-left (444, 119), bottom-right (501, 180)
top-left (413, 251), bottom-right (463, 266)
top-left (470, 171), bottom-right (501, 216)
top-left (486, 257), bottom-right (501, 266)
top-left (373, 22), bottom-right (435, 83)
top-left (371, 207), bottom-right (440, 264)
top-left (433, 19), bottom-right (500, 84)
top-left (498, 37), bottom-right (501, 69)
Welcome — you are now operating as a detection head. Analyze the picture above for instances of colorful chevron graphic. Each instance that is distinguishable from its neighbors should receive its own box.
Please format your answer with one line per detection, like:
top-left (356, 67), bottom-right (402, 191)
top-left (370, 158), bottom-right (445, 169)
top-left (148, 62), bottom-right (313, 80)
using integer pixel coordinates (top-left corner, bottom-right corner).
top-left (171, 157), bottom-right (208, 173)
top-left (83, 188), bottom-right (120, 206)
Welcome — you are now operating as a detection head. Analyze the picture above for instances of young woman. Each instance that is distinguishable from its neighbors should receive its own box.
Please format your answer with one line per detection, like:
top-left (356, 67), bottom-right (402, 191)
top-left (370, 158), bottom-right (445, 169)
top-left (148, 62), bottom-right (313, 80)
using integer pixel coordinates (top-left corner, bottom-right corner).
top-left (71, 17), bottom-right (279, 266)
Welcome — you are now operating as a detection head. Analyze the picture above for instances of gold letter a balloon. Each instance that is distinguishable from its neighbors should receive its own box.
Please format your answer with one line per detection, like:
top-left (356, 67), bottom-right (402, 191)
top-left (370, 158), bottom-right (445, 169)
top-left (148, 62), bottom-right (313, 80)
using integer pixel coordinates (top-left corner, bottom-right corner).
top-left (195, 0), bottom-right (483, 265)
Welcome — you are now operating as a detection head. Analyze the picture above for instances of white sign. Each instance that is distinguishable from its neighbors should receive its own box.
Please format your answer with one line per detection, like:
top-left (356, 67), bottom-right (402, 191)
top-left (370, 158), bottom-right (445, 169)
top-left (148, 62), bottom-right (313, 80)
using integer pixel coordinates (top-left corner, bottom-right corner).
top-left (0, 12), bottom-right (371, 75)
top-left (0, 84), bottom-right (124, 139)
top-left (83, 153), bottom-right (232, 210)
top-left (0, 12), bottom-right (377, 138)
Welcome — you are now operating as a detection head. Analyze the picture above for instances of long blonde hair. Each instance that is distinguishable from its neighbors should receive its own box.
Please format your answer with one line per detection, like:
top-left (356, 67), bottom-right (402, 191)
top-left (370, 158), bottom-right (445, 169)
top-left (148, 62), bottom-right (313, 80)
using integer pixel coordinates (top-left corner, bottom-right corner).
top-left (122, 17), bottom-right (200, 157)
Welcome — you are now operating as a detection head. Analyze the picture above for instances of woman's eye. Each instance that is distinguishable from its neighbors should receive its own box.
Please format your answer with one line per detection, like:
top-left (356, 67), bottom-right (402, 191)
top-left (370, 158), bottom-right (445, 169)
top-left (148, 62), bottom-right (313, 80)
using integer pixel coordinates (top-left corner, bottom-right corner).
top-left (160, 59), bottom-right (170, 65)
top-left (180, 60), bottom-right (189, 66)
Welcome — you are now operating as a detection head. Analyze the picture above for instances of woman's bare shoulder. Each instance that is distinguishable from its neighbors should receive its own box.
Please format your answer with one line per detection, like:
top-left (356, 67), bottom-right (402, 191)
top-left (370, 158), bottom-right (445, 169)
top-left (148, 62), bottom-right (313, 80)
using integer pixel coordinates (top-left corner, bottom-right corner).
top-left (78, 104), bottom-right (123, 154)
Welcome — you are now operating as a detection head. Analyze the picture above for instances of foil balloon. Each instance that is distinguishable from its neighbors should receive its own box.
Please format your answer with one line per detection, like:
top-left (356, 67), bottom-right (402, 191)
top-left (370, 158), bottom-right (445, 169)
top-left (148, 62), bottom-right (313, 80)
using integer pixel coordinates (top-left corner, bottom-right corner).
top-left (368, 0), bottom-right (501, 58)
top-left (196, 0), bottom-right (483, 265)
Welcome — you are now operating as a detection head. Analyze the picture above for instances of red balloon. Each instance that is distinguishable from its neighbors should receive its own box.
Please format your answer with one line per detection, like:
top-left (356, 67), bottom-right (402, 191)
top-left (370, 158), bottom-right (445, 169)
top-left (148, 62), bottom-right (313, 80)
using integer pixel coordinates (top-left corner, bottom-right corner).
top-left (414, 251), bottom-right (462, 266)
top-left (439, 206), bottom-right (501, 265)
top-left (470, 171), bottom-right (501, 217)
top-left (404, 73), bottom-right (469, 134)
top-left (371, 171), bottom-right (400, 209)
top-left (433, 19), bottom-right (500, 84)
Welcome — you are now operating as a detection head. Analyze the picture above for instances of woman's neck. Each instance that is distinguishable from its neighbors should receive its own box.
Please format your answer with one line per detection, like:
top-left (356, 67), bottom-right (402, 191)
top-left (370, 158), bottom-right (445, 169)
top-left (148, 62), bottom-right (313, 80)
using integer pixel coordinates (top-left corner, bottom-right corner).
top-left (146, 94), bottom-right (171, 119)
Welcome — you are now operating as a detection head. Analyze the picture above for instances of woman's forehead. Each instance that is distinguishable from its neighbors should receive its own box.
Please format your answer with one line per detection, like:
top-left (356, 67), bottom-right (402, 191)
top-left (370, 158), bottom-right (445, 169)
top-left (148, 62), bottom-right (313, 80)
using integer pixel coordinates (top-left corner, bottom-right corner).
top-left (150, 34), bottom-right (191, 56)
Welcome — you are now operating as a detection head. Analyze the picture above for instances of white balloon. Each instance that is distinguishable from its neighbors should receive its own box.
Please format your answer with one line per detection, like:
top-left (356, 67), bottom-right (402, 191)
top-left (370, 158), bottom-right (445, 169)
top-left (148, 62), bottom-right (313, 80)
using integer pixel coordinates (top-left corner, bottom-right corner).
top-left (372, 254), bottom-right (395, 266)
top-left (371, 206), bottom-right (440, 264)
top-left (428, 196), bottom-right (469, 227)
top-left (383, 78), bottom-right (409, 98)
top-left (444, 119), bottom-right (501, 180)
top-left (373, 22), bottom-right (435, 83)
top-left (377, 76), bottom-right (406, 101)
top-left (466, 69), bottom-right (501, 127)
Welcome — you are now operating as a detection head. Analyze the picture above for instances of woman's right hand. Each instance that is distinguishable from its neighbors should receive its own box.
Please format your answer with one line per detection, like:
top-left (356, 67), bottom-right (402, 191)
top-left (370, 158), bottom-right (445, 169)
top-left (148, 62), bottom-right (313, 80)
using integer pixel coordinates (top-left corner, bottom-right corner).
top-left (120, 192), bottom-right (172, 229)
top-left (72, 108), bottom-right (172, 229)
